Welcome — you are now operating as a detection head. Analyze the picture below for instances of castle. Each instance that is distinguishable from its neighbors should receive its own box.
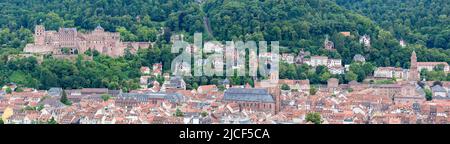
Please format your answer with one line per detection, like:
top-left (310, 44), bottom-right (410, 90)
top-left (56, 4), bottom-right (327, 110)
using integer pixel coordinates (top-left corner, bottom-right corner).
top-left (24, 25), bottom-right (151, 57)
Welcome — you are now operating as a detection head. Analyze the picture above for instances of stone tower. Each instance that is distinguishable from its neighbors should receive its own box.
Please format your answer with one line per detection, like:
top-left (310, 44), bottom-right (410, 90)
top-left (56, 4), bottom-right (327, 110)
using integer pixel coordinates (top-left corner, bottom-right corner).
top-left (34, 25), bottom-right (45, 45)
top-left (409, 51), bottom-right (419, 81)
top-left (268, 87), bottom-right (281, 114)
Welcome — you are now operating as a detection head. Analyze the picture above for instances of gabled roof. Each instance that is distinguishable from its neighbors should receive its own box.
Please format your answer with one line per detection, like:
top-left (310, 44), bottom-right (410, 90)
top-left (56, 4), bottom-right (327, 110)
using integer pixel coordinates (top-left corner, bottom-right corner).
top-left (431, 85), bottom-right (447, 92)
top-left (223, 88), bottom-right (274, 103)
top-left (39, 97), bottom-right (65, 108)
top-left (119, 92), bottom-right (184, 103)
top-left (48, 87), bottom-right (63, 97)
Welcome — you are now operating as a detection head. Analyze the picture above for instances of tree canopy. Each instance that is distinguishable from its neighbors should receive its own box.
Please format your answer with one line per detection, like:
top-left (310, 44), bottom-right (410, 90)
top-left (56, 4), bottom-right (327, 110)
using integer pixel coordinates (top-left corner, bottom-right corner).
top-left (0, 0), bottom-right (448, 90)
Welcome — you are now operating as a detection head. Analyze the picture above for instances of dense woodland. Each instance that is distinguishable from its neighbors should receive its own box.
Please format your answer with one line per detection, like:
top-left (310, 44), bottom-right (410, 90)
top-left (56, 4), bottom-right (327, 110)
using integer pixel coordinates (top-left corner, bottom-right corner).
top-left (335, 0), bottom-right (450, 50)
top-left (0, 0), bottom-right (449, 90)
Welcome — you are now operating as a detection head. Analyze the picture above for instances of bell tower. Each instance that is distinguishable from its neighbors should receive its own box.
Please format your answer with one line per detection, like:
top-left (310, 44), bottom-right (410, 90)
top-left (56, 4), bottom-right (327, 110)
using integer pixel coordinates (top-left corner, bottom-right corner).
top-left (409, 51), bottom-right (419, 81)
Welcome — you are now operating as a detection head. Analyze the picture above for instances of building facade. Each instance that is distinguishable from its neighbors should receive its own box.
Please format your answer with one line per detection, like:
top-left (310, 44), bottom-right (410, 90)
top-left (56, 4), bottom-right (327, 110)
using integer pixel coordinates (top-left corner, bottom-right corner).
top-left (222, 88), bottom-right (276, 114)
top-left (24, 25), bottom-right (151, 57)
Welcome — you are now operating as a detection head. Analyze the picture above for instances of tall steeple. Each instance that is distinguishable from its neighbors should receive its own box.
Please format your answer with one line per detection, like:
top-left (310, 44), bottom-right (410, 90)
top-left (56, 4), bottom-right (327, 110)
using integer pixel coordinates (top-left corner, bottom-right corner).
top-left (409, 51), bottom-right (419, 81)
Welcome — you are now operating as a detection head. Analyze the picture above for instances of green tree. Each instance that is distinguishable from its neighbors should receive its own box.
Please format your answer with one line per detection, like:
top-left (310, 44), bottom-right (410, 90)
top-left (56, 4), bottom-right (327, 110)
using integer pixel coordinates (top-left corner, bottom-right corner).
top-left (218, 85), bottom-right (226, 91)
top-left (305, 112), bottom-right (322, 124)
top-left (192, 83), bottom-right (199, 90)
top-left (356, 70), bottom-right (366, 82)
top-left (5, 87), bottom-right (12, 94)
top-left (310, 87), bottom-right (317, 95)
top-left (36, 104), bottom-right (44, 111)
top-left (201, 111), bottom-right (208, 117)
top-left (345, 71), bottom-right (357, 82)
top-left (47, 117), bottom-right (58, 124)
top-left (281, 84), bottom-right (290, 91)
top-left (15, 87), bottom-right (23, 92)
top-left (117, 27), bottom-right (138, 41)
top-left (175, 108), bottom-right (184, 117)
top-left (0, 118), bottom-right (4, 124)
top-left (424, 89), bottom-right (432, 101)
top-left (60, 90), bottom-right (71, 106)
top-left (101, 94), bottom-right (112, 102)
top-left (320, 72), bottom-right (332, 83)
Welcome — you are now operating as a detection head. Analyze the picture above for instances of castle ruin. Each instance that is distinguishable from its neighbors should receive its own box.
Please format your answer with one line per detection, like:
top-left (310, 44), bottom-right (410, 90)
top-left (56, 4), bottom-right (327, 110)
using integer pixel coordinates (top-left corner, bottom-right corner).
top-left (24, 25), bottom-right (151, 57)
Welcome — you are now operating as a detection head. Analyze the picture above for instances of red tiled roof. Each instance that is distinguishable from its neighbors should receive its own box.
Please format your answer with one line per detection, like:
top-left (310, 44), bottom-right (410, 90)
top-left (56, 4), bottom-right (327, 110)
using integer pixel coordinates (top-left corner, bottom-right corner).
top-left (417, 62), bottom-right (448, 66)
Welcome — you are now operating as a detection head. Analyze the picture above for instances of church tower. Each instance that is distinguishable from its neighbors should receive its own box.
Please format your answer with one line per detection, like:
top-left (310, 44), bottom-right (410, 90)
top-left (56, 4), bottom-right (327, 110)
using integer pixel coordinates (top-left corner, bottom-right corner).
top-left (34, 25), bottom-right (46, 45)
top-left (409, 51), bottom-right (419, 81)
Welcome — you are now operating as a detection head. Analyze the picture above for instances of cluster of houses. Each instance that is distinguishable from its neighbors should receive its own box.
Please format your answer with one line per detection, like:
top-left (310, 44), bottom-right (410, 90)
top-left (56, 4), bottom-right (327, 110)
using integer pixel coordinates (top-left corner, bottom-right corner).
top-left (1, 66), bottom-right (449, 124)
top-left (2, 30), bottom-right (449, 124)
top-left (283, 51), bottom-right (364, 75)
top-left (374, 52), bottom-right (449, 81)
top-left (280, 33), bottom-right (375, 75)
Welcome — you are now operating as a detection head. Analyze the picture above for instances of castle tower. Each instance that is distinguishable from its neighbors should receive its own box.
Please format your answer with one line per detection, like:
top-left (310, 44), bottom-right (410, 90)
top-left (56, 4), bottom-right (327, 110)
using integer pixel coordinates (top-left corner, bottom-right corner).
top-left (409, 51), bottom-right (419, 81)
top-left (34, 25), bottom-right (45, 45)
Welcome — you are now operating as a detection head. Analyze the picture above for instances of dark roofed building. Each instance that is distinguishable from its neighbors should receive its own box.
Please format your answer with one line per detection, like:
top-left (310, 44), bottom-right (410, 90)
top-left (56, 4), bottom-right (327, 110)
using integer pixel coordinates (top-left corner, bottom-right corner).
top-left (81, 88), bottom-right (109, 95)
top-left (48, 87), bottom-right (63, 97)
top-left (64, 88), bottom-right (122, 102)
top-left (223, 88), bottom-right (276, 113)
top-left (116, 92), bottom-right (184, 107)
top-left (412, 102), bottom-right (421, 113)
top-left (431, 85), bottom-right (447, 97)
top-left (39, 97), bottom-right (65, 108)
top-left (163, 76), bottom-right (186, 92)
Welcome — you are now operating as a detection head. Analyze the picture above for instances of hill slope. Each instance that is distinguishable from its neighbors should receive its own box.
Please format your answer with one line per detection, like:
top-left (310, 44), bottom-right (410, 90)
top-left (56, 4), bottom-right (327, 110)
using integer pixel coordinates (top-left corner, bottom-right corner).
top-left (0, 0), bottom-right (448, 67)
top-left (335, 0), bottom-right (450, 50)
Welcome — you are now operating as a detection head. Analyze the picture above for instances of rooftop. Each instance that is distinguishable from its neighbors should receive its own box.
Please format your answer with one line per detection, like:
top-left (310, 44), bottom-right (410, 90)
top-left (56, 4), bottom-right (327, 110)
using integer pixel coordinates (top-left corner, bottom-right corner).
top-left (432, 85), bottom-right (447, 92)
top-left (223, 88), bottom-right (275, 103)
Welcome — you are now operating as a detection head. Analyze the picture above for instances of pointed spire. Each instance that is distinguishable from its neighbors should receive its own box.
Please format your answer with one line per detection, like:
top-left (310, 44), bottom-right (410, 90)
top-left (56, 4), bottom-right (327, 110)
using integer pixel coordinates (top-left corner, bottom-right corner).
top-left (95, 24), bottom-right (104, 31)
top-left (411, 50), bottom-right (417, 62)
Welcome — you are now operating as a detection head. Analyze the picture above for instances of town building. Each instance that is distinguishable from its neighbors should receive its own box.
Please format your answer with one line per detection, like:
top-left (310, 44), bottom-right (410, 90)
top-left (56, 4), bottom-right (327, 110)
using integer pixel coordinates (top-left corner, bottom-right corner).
top-left (370, 84), bottom-right (401, 98)
top-left (115, 92), bottom-right (184, 108)
top-left (197, 85), bottom-right (218, 94)
top-left (222, 88), bottom-right (276, 114)
top-left (431, 85), bottom-right (447, 97)
top-left (152, 63), bottom-right (163, 77)
top-left (278, 79), bottom-right (310, 95)
top-left (140, 66), bottom-right (151, 75)
top-left (374, 67), bottom-right (407, 79)
top-left (327, 59), bottom-right (342, 67)
top-left (329, 66), bottom-right (345, 75)
top-left (307, 56), bottom-right (328, 67)
top-left (162, 76), bottom-right (187, 92)
top-left (393, 82), bottom-right (426, 104)
top-left (281, 53), bottom-right (295, 64)
top-left (339, 32), bottom-right (351, 37)
top-left (47, 87), bottom-right (63, 97)
top-left (294, 49), bottom-right (310, 64)
top-left (327, 78), bottom-right (339, 92)
top-left (64, 88), bottom-right (121, 103)
top-left (417, 62), bottom-right (450, 72)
